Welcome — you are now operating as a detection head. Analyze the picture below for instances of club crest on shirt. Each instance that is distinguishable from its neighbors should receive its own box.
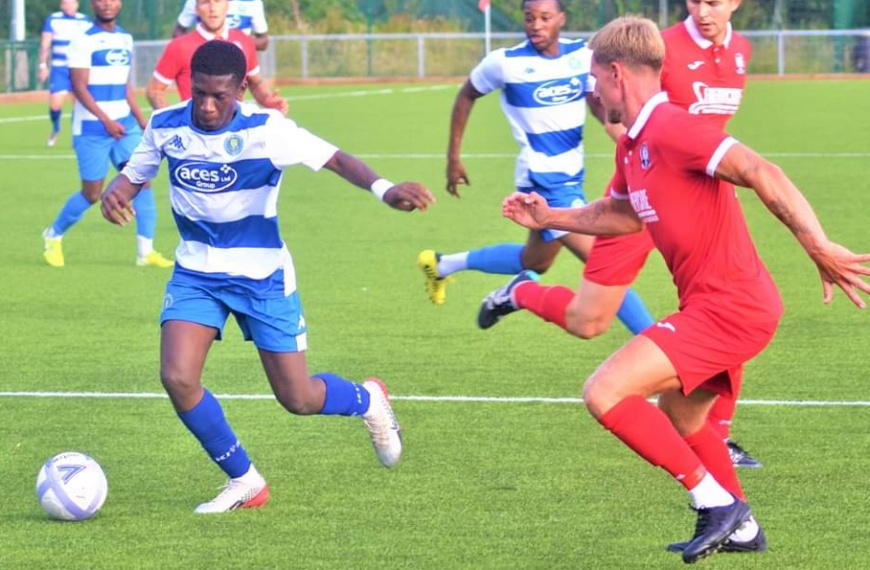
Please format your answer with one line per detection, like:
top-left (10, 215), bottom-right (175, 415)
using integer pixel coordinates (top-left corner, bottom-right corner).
top-left (735, 52), bottom-right (746, 75)
top-left (224, 134), bottom-right (244, 156)
top-left (567, 53), bottom-right (583, 71)
top-left (640, 142), bottom-right (651, 170)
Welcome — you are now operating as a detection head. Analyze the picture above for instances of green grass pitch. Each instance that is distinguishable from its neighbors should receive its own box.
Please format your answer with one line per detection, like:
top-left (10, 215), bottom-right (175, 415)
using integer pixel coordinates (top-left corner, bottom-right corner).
top-left (1, 79), bottom-right (869, 569)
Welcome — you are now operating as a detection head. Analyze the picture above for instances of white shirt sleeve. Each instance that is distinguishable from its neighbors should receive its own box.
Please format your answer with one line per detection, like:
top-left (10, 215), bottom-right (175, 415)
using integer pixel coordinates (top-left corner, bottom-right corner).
top-left (468, 49), bottom-right (505, 95)
top-left (583, 48), bottom-right (596, 92)
top-left (176, 0), bottom-right (197, 28)
top-left (267, 115), bottom-right (339, 171)
top-left (251, 0), bottom-right (268, 34)
top-left (66, 34), bottom-right (92, 69)
top-left (121, 122), bottom-right (163, 184)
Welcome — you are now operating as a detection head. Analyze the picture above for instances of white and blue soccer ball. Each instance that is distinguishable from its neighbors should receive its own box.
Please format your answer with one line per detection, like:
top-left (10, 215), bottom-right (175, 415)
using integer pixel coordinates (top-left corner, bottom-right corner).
top-left (36, 452), bottom-right (108, 521)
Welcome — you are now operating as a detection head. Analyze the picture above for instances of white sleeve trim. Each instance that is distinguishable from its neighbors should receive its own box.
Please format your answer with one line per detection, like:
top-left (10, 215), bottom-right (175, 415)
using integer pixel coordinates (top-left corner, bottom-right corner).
top-left (706, 137), bottom-right (739, 177)
top-left (152, 71), bottom-right (173, 85)
top-left (610, 188), bottom-right (630, 200)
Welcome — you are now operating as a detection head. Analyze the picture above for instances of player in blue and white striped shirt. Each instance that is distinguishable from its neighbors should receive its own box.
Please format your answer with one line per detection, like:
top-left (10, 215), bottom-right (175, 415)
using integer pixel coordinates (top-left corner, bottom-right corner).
top-left (38, 1), bottom-right (92, 146)
top-left (42, 0), bottom-right (172, 269)
top-left (418, 0), bottom-right (654, 337)
top-left (100, 41), bottom-right (434, 513)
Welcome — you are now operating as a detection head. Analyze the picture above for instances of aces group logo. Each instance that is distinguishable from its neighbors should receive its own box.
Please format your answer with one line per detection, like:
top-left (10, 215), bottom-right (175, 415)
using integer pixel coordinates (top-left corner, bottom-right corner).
top-left (533, 76), bottom-right (584, 106)
top-left (173, 161), bottom-right (239, 192)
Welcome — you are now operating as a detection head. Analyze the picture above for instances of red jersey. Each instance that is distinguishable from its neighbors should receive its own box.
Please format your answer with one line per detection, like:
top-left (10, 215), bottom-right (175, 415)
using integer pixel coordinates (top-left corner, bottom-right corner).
top-left (609, 92), bottom-right (782, 320)
top-left (153, 24), bottom-right (259, 101)
top-left (661, 18), bottom-right (751, 130)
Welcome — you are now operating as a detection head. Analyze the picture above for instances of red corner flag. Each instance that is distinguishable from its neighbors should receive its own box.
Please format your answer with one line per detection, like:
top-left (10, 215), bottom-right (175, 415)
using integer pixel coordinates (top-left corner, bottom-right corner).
top-left (478, 0), bottom-right (490, 10)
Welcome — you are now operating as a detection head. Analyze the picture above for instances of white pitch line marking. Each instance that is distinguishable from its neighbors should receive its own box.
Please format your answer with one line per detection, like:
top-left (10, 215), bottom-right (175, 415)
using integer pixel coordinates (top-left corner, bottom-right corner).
top-left (1, 391), bottom-right (869, 407)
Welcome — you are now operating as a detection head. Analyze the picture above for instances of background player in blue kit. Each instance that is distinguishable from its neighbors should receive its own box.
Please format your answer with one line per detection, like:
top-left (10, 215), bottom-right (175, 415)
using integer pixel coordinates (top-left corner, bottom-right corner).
top-left (38, 0), bottom-right (92, 147)
top-left (417, 0), bottom-right (654, 337)
top-left (42, 0), bottom-right (172, 269)
top-left (100, 41), bottom-right (435, 513)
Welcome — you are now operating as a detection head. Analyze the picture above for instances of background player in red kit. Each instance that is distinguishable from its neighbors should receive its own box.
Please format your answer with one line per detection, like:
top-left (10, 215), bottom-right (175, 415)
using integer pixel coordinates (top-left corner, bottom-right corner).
top-left (145, 0), bottom-right (286, 114)
top-left (478, 0), bottom-right (759, 468)
top-left (486, 16), bottom-right (870, 563)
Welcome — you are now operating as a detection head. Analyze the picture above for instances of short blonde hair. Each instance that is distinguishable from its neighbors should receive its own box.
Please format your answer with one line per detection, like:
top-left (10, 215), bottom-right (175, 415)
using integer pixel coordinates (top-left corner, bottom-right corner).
top-left (589, 16), bottom-right (665, 72)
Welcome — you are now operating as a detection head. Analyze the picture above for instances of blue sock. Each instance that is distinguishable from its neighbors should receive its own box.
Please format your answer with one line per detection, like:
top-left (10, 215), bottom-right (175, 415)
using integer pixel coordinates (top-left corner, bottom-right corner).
top-left (50, 191), bottom-right (92, 236)
top-left (50, 109), bottom-right (61, 133)
top-left (316, 373), bottom-right (371, 416)
top-left (132, 187), bottom-right (157, 239)
top-left (466, 243), bottom-right (524, 274)
top-left (177, 389), bottom-right (251, 479)
top-left (616, 288), bottom-right (656, 335)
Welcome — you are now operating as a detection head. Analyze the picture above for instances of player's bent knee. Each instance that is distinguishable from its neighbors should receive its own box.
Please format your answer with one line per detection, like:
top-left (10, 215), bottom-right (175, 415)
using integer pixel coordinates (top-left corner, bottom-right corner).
top-left (582, 376), bottom-right (620, 419)
top-left (565, 307), bottom-right (611, 340)
top-left (159, 370), bottom-right (202, 408)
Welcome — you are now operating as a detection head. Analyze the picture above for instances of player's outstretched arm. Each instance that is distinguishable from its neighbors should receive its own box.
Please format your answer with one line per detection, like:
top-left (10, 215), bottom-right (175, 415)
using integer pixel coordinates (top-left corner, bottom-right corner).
top-left (247, 73), bottom-right (288, 115)
top-left (503, 192), bottom-right (643, 236)
top-left (716, 143), bottom-right (870, 308)
top-left (322, 150), bottom-right (435, 212)
top-left (446, 80), bottom-right (484, 198)
top-left (101, 174), bottom-right (144, 227)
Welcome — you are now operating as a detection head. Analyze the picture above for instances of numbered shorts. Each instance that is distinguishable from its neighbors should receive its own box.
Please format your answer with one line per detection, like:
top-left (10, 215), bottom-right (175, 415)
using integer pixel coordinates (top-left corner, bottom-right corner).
top-left (160, 281), bottom-right (308, 353)
top-left (519, 185), bottom-right (587, 243)
top-left (48, 66), bottom-right (72, 94)
top-left (73, 123), bottom-right (142, 182)
top-left (641, 304), bottom-right (779, 399)
top-left (583, 230), bottom-right (655, 287)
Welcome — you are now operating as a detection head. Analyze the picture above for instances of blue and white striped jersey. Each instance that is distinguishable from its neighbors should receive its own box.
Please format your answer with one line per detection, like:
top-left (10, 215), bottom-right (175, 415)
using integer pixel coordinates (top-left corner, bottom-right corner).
top-left (67, 25), bottom-right (135, 137)
top-left (122, 101), bottom-right (339, 297)
top-left (470, 38), bottom-right (595, 190)
top-left (42, 11), bottom-right (92, 68)
top-left (177, 0), bottom-right (268, 35)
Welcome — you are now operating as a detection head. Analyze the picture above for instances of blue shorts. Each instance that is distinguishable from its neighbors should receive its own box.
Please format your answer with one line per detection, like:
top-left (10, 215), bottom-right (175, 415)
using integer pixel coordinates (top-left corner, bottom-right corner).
top-left (160, 280), bottom-right (308, 353)
top-left (48, 66), bottom-right (72, 94)
top-left (73, 123), bottom-right (142, 182)
top-left (519, 185), bottom-right (587, 242)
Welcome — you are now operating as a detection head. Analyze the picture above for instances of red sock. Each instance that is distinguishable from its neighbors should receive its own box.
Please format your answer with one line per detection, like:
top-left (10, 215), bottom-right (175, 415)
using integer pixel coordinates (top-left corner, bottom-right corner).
top-left (598, 396), bottom-right (705, 490)
top-left (513, 282), bottom-right (573, 330)
top-left (707, 394), bottom-right (737, 440)
top-left (685, 422), bottom-right (744, 500)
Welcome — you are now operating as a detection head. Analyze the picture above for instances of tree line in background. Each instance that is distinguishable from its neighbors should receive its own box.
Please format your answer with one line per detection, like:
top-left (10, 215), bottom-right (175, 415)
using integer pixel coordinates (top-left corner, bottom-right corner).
top-left (2, 0), bottom-right (857, 41)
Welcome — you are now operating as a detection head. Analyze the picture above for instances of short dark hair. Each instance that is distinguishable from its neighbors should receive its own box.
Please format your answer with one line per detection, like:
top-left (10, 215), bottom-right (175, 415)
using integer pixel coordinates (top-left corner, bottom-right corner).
top-left (523, 0), bottom-right (565, 11)
top-left (191, 41), bottom-right (247, 85)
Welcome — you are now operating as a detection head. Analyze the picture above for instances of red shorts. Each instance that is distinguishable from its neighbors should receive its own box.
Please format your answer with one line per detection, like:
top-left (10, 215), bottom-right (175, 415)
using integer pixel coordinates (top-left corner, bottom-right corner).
top-left (583, 230), bottom-right (655, 286)
top-left (641, 304), bottom-right (780, 398)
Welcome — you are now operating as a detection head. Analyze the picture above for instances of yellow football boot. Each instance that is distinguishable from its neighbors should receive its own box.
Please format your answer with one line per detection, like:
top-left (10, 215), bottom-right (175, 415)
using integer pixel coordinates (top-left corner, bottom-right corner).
top-left (137, 251), bottom-right (174, 268)
top-left (417, 249), bottom-right (450, 305)
top-left (42, 229), bottom-right (64, 267)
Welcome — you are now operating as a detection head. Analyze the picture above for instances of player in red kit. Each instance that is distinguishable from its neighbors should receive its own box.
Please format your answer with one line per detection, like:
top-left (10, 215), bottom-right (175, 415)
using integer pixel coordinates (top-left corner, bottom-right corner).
top-left (486, 16), bottom-right (870, 563)
top-left (145, 0), bottom-right (286, 114)
top-left (478, 0), bottom-right (760, 469)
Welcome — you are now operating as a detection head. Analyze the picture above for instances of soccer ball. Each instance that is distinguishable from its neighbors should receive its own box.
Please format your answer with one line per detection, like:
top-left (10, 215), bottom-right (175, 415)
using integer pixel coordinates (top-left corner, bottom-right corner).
top-left (36, 452), bottom-right (108, 521)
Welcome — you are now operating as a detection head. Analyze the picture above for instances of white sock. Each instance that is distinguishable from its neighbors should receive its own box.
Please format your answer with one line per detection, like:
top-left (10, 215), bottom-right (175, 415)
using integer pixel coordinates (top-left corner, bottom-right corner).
top-left (234, 463), bottom-right (264, 486)
top-left (688, 473), bottom-right (735, 509)
top-left (45, 227), bottom-right (62, 239)
top-left (137, 236), bottom-right (153, 258)
top-left (729, 516), bottom-right (759, 542)
top-left (437, 252), bottom-right (468, 277)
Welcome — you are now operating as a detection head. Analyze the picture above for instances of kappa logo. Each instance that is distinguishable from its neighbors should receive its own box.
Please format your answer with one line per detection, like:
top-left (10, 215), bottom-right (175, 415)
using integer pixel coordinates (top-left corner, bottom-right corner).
top-left (167, 135), bottom-right (185, 151)
top-left (687, 60), bottom-right (705, 70)
top-left (174, 161), bottom-right (239, 192)
top-left (533, 77), bottom-right (584, 106)
top-left (656, 321), bottom-right (676, 333)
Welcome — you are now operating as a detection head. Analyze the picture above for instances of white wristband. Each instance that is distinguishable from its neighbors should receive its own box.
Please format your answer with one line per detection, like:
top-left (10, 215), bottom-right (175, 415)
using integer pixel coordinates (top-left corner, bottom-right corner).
top-left (39, 62), bottom-right (48, 70)
top-left (370, 178), bottom-right (393, 202)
